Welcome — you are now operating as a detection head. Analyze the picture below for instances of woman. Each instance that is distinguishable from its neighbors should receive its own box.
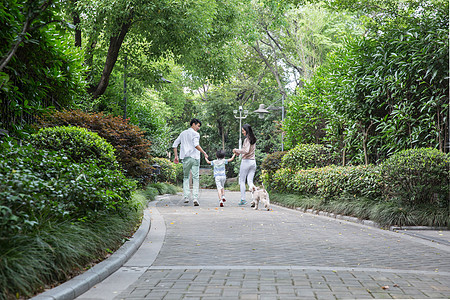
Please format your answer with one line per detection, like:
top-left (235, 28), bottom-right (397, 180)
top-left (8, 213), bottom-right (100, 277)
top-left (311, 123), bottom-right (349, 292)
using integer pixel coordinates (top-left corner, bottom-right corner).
top-left (233, 124), bottom-right (257, 206)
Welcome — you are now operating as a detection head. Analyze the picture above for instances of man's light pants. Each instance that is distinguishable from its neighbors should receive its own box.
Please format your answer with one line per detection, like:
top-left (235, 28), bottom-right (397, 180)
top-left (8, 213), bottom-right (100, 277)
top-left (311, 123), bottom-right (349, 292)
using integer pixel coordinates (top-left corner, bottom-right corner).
top-left (182, 157), bottom-right (200, 200)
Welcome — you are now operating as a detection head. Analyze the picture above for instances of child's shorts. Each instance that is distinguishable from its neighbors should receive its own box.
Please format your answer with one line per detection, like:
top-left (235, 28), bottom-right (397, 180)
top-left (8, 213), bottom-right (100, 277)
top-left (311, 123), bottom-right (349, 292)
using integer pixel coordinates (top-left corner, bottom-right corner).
top-left (215, 176), bottom-right (226, 190)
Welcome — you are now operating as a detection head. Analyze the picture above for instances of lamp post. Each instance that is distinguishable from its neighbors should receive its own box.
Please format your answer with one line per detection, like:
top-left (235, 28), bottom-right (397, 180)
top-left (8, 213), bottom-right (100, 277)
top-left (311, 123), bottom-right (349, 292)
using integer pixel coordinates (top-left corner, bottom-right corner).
top-left (233, 106), bottom-right (248, 149)
top-left (152, 162), bottom-right (161, 183)
top-left (254, 94), bottom-right (285, 151)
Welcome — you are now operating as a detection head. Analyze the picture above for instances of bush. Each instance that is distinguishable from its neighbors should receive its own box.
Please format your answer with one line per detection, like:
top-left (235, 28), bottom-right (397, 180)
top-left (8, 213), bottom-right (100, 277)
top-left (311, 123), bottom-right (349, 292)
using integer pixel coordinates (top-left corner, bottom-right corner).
top-left (200, 174), bottom-right (216, 189)
top-left (35, 109), bottom-right (153, 185)
top-left (29, 126), bottom-right (118, 169)
top-left (0, 140), bottom-right (137, 235)
top-left (261, 151), bottom-right (287, 175)
top-left (150, 157), bottom-right (177, 183)
top-left (147, 182), bottom-right (178, 195)
top-left (281, 144), bottom-right (338, 171)
top-left (267, 164), bottom-right (382, 203)
top-left (316, 165), bottom-right (382, 202)
top-left (379, 148), bottom-right (450, 206)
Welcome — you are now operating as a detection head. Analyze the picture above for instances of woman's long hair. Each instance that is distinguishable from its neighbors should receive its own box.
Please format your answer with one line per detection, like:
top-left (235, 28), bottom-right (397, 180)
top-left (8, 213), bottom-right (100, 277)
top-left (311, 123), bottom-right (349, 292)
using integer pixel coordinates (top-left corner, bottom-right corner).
top-left (242, 124), bottom-right (256, 145)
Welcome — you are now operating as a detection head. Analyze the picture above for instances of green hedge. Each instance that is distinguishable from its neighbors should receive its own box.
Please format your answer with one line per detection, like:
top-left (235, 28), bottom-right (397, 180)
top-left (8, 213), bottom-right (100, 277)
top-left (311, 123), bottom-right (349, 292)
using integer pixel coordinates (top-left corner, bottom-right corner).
top-left (281, 144), bottom-right (339, 171)
top-left (266, 147), bottom-right (449, 209)
top-left (29, 126), bottom-right (118, 169)
top-left (379, 148), bottom-right (449, 206)
top-left (261, 151), bottom-right (287, 175)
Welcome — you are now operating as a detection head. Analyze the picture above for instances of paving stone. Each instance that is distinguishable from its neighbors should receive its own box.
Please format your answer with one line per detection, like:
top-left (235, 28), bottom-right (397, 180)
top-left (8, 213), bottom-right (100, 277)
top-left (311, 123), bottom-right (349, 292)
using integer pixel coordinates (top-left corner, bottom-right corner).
top-left (73, 190), bottom-right (450, 300)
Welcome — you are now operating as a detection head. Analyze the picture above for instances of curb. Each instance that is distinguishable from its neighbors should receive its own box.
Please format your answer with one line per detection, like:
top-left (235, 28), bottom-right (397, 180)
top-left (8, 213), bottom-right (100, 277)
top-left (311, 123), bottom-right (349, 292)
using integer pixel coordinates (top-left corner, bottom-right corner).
top-left (30, 207), bottom-right (152, 300)
top-left (295, 207), bottom-right (384, 229)
top-left (295, 207), bottom-right (449, 232)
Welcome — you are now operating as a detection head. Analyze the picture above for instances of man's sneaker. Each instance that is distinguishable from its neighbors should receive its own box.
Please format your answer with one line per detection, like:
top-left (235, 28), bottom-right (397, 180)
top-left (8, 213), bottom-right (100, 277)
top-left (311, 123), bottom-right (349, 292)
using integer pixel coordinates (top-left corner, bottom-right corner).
top-left (193, 200), bottom-right (200, 206)
top-left (219, 201), bottom-right (224, 207)
top-left (183, 198), bottom-right (189, 203)
top-left (238, 199), bottom-right (247, 206)
top-left (250, 201), bottom-right (255, 208)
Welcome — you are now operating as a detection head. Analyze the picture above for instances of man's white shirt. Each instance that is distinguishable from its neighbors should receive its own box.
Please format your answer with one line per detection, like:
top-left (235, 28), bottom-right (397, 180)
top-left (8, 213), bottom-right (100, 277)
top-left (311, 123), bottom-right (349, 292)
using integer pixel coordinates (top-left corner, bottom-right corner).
top-left (172, 128), bottom-right (200, 160)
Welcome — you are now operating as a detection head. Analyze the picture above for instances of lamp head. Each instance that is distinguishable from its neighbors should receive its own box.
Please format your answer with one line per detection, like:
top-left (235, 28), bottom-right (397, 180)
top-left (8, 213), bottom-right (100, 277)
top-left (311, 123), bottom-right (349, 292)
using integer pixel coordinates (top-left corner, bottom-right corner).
top-left (253, 104), bottom-right (270, 119)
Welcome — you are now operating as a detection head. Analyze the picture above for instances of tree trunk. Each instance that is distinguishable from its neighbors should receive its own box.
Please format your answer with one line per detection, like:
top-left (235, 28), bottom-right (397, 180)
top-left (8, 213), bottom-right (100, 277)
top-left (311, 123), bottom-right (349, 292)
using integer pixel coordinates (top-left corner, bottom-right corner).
top-left (73, 13), bottom-right (81, 47)
top-left (88, 21), bottom-right (131, 99)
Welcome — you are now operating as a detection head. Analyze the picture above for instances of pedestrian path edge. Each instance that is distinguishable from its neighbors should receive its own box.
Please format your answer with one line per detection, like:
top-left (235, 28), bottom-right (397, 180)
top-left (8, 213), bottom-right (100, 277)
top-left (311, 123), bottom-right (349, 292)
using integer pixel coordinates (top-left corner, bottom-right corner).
top-left (30, 204), bottom-right (152, 300)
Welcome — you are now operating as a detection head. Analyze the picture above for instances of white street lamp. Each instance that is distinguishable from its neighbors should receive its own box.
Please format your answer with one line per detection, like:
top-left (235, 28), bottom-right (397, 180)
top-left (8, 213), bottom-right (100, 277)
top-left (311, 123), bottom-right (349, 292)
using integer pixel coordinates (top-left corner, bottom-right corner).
top-left (254, 94), bottom-right (285, 151)
top-left (254, 104), bottom-right (270, 118)
top-left (233, 106), bottom-right (248, 149)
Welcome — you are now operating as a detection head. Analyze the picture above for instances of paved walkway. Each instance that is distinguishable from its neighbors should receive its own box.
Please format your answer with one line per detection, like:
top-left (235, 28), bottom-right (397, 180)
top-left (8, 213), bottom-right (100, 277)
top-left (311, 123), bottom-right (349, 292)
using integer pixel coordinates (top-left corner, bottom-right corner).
top-left (42, 189), bottom-right (450, 299)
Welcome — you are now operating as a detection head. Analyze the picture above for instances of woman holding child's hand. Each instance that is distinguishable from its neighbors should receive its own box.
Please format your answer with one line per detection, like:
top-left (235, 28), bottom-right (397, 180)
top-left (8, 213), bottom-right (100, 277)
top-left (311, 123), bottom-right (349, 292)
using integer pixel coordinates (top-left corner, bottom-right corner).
top-left (233, 124), bottom-right (257, 206)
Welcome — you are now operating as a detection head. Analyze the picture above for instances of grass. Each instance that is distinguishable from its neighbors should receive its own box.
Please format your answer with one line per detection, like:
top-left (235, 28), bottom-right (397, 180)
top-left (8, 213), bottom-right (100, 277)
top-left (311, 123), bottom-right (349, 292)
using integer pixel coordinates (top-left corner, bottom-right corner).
top-left (0, 212), bottom-right (141, 299)
top-left (0, 182), bottom-right (178, 300)
top-left (269, 192), bottom-right (450, 229)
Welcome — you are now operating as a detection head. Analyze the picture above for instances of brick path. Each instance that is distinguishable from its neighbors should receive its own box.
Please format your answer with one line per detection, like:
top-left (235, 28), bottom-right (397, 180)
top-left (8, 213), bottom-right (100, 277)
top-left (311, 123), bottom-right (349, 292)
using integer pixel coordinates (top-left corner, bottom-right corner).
top-left (113, 190), bottom-right (450, 300)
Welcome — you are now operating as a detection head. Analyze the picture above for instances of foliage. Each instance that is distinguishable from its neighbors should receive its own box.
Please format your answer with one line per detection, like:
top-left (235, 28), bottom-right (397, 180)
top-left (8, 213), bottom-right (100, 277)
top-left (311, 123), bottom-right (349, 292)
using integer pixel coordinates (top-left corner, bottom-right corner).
top-left (264, 147), bottom-right (449, 226)
top-left (71, 0), bottom-right (241, 99)
top-left (147, 182), bottom-right (178, 195)
top-left (0, 200), bottom-right (144, 299)
top-left (0, 0), bottom-right (87, 136)
top-left (285, 0), bottom-right (449, 163)
top-left (315, 164), bottom-right (382, 202)
top-left (0, 139), bottom-right (137, 236)
top-left (281, 144), bottom-right (339, 171)
top-left (261, 151), bottom-right (287, 175)
top-left (200, 173), bottom-right (216, 189)
top-left (29, 126), bottom-right (118, 169)
top-left (284, 67), bottom-right (332, 147)
top-left (270, 192), bottom-right (449, 227)
top-left (150, 157), bottom-right (178, 184)
top-left (35, 109), bottom-right (153, 185)
top-left (379, 148), bottom-right (450, 206)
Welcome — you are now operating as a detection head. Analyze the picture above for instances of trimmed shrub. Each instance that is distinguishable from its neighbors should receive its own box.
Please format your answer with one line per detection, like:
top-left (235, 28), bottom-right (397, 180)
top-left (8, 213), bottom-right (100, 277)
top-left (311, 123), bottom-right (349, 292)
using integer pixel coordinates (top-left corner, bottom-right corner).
top-left (29, 126), bottom-right (118, 169)
top-left (261, 151), bottom-right (287, 175)
top-left (35, 109), bottom-right (153, 185)
top-left (316, 165), bottom-right (382, 202)
top-left (150, 157), bottom-right (177, 183)
top-left (379, 148), bottom-right (450, 206)
top-left (267, 164), bottom-right (382, 203)
top-left (0, 141), bottom-right (137, 235)
top-left (281, 144), bottom-right (338, 171)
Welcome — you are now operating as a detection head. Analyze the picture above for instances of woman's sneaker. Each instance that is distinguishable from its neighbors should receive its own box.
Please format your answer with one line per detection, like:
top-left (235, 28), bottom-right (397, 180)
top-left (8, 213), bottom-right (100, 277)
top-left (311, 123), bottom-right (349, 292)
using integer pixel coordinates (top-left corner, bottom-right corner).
top-left (238, 199), bottom-right (247, 206)
top-left (222, 197), bottom-right (226, 202)
top-left (193, 200), bottom-right (200, 206)
top-left (219, 201), bottom-right (224, 207)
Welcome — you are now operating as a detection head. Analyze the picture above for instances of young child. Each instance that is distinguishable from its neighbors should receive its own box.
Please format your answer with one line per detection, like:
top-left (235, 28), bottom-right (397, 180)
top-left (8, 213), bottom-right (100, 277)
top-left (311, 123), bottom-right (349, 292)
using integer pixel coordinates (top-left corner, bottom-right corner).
top-left (205, 150), bottom-right (236, 207)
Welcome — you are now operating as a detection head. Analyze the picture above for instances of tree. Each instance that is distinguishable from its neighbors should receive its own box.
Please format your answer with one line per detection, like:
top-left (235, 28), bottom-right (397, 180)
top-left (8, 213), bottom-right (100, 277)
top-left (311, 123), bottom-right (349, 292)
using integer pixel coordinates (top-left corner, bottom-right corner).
top-left (284, 0), bottom-right (449, 164)
top-left (0, 0), bottom-right (87, 136)
top-left (71, 0), bottom-right (240, 99)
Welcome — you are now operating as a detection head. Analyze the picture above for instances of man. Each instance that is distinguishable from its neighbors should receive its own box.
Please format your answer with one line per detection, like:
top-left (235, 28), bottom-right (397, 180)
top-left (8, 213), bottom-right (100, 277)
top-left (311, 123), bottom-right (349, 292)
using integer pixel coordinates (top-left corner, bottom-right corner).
top-left (172, 118), bottom-right (208, 206)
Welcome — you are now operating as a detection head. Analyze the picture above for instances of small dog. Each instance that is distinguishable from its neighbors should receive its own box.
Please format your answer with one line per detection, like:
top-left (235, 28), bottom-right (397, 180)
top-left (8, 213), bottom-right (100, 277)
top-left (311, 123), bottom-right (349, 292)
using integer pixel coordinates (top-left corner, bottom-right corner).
top-left (250, 185), bottom-right (270, 211)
